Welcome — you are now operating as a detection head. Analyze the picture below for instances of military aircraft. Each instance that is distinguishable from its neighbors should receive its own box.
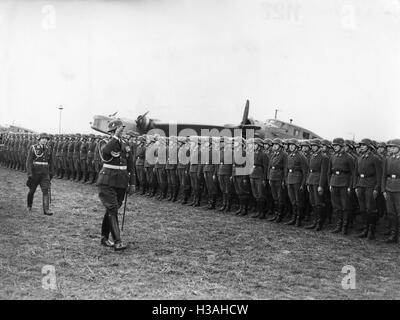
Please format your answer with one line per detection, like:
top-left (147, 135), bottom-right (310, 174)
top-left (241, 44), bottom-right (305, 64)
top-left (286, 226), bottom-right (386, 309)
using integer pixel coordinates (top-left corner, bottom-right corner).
top-left (90, 100), bottom-right (322, 139)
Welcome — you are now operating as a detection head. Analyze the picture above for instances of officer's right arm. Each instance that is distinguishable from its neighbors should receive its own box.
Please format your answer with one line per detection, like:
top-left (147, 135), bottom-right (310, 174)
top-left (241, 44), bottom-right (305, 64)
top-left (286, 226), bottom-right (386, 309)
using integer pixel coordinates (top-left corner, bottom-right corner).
top-left (101, 136), bottom-right (119, 156)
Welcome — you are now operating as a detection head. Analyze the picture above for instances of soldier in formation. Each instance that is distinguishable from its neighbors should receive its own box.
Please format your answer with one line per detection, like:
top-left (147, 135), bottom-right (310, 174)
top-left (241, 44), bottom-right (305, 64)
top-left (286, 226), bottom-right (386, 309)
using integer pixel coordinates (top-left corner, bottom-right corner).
top-left (2, 131), bottom-right (400, 244)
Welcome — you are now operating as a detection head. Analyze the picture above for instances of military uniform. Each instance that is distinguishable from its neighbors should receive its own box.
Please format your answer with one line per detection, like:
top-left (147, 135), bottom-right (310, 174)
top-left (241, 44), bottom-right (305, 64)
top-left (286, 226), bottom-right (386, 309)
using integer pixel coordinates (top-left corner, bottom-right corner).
top-left (382, 139), bottom-right (400, 243)
top-left (165, 136), bottom-right (179, 202)
top-left (232, 137), bottom-right (251, 216)
top-left (217, 137), bottom-right (234, 212)
top-left (80, 135), bottom-right (89, 183)
top-left (26, 133), bottom-right (54, 215)
top-left (144, 136), bottom-right (157, 197)
top-left (135, 137), bottom-right (147, 195)
top-left (268, 139), bottom-right (288, 222)
top-left (154, 137), bottom-right (168, 200)
top-left (284, 139), bottom-right (309, 226)
top-left (203, 137), bottom-right (219, 209)
top-left (73, 134), bottom-right (82, 181)
top-left (86, 134), bottom-right (97, 184)
top-left (305, 139), bottom-right (329, 230)
top-left (354, 139), bottom-right (382, 240)
top-left (249, 138), bottom-right (269, 219)
top-left (61, 136), bottom-right (70, 179)
top-left (67, 135), bottom-right (76, 180)
top-left (97, 120), bottom-right (135, 251)
top-left (177, 137), bottom-right (191, 204)
top-left (188, 136), bottom-right (203, 207)
top-left (328, 138), bottom-right (355, 234)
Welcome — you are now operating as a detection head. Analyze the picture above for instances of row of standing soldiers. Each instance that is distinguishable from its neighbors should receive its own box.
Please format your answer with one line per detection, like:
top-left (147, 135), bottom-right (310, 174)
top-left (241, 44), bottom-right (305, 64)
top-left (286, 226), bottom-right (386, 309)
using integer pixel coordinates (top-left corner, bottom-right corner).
top-left (0, 132), bottom-right (107, 184)
top-left (1, 132), bottom-right (400, 243)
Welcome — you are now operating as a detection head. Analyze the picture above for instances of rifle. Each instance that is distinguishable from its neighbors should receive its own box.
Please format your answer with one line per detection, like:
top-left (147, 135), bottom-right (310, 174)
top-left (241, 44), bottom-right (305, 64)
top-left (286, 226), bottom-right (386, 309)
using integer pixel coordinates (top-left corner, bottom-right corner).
top-left (49, 180), bottom-right (52, 204)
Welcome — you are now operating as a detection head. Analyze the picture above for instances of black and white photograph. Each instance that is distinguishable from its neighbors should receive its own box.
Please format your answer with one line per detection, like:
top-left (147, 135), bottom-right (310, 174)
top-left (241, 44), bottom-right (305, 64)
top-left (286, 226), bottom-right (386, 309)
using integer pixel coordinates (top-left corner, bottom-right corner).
top-left (0, 0), bottom-right (400, 304)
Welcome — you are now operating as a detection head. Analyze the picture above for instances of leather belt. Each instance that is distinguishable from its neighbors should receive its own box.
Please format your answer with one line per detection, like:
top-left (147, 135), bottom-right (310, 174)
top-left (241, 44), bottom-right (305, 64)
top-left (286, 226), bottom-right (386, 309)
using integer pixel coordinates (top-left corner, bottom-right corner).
top-left (333, 170), bottom-right (349, 175)
top-left (103, 164), bottom-right (127, 170)
top-left (33, 161), bottom-right (48, 165)
top-left (309, 169), bottom-right (319, 173)
top-left (271, 166), bottom-right (282, 170)
top-left (288, 169), bottom-right (301, 173)
top-left (359, 174), bottom-right (373, 178)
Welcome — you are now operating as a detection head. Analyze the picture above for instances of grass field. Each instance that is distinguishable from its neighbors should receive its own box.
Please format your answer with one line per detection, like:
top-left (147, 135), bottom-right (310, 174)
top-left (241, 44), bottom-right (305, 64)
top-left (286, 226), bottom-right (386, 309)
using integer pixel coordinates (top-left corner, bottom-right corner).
top-left (1, 166), bottom-right (400, 300)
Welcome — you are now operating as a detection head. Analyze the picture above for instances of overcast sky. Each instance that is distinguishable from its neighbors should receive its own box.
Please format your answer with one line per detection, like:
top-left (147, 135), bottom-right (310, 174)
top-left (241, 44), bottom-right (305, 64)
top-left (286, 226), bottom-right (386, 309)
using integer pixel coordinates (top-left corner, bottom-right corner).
top-left (0, 0), bottom-right (399, 140)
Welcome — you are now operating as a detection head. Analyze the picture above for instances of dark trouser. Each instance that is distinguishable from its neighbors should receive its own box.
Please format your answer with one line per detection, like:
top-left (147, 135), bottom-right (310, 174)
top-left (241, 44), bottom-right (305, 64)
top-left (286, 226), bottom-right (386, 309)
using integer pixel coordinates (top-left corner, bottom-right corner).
top-left (287, 183), bottom-right (305, 220)
top-left (178, 168), bottom-right (191, 199)
top-left (27, 170), bottom-right (50, 209)
top-left (145, 166), bottom-right (157, 194)
top-left (136, 165), bottom-right (146, 192)
top-left (308, 184), bottom-right (326, 226)
top-left (98, 185), bottom-right (126, 243)
top-left (68, 158), bottom-right (75, 178)
top-left (204, 171), bottom-right (218, 196)
top-left (62, 156), bottom-right (69, 176)
top-left (73, 157), bottom-right (81, 179)
top-left (155, 167), bottom-right (167, 196)
top-left (270, 180), bottom-right (284, 211)
top-left (80, 159), bottom-right (88, 181)
top-left (166, 168), bottom-right (179, 197)
top-left (56, 157), bottom-right (63, 175)
top-left (356, 187), bottom-right (379, 234)
top-left (331, 186), bottom-right (350, 228)
top-left (233, 175), bottom-right (251, 207)
top-left (287, 183), bottom-right (303, 207)
top-left (190, 172), bottom-right (202, 200)
top-left (385, 191), bottom-right (400, 236)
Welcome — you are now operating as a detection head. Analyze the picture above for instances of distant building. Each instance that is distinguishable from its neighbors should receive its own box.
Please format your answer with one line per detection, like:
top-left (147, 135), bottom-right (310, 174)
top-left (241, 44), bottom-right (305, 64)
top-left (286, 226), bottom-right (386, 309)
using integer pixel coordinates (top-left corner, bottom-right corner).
top-left (7, 125), bottom-right (36, 133)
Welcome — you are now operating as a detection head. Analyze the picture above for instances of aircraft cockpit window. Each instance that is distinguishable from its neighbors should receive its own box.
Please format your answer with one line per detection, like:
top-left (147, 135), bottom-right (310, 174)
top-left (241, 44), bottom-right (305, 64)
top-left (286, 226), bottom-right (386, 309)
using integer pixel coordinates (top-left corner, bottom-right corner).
top-left (303, 132), bottom-right (310, 139)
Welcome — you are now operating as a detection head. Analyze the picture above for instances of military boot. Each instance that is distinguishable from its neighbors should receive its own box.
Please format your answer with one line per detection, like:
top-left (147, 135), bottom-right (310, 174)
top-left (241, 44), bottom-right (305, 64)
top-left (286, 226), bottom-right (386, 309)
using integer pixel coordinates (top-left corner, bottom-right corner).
top-left (285, 206), bottom-right (297, 225)
top-left (182, 191), bottom-right (189, 205)
top-left (252, 200), bottom-right (261, 218)
top-left (384, 216), bottom-right (398, 243)
top-left (305, 206), bottom-right (318, 229)
top-left (239, 198), bottom-right (249, 216)
top-left (43, 193), bottom-right (53, 216)
top-left (332, 211), bottom-right (343, 233)
top-left (188, 195), bottom-right (197, 206)
top-left (367, 212), bottom-right (379, 240)
top-left (296, 206), bottom-right (304, 227)
top-left (172, 186), bottom-right (179, 202)
top-left (225, 195), bottom-right (232, 213)
top-left (108, 214), bottom-right (127, 251)
top-left (27, 192), bottom-right (34, 212)
top-left (167, 186), bottom-right (173, 201)
top-left (207, 195), bottom-right (216, 210)
top-left (234, 199), bottom-right (243, 215)
top-left (342, 210), bottom-right (351, 235)
top-left (218, 194), bottom-right (227, 211)
top-left (315, 206), bottom-right (326, 231)
top-left (267, 203), bottom-right (279, 221)
top-left (258, 200), bottom-right (267, 219)
top-left (194, 192), bottom-right (201, 207)
top-left (367, 224), bottom-right (376, 240)
top-left (357, 222), bottom-right (369, 238)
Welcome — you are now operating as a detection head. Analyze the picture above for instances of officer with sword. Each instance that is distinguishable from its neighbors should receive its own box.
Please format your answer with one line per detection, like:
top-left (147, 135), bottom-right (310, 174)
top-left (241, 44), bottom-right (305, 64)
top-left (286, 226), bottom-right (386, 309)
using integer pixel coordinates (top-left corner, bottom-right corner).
top-left (96, 119), bottom-right (136, 251)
